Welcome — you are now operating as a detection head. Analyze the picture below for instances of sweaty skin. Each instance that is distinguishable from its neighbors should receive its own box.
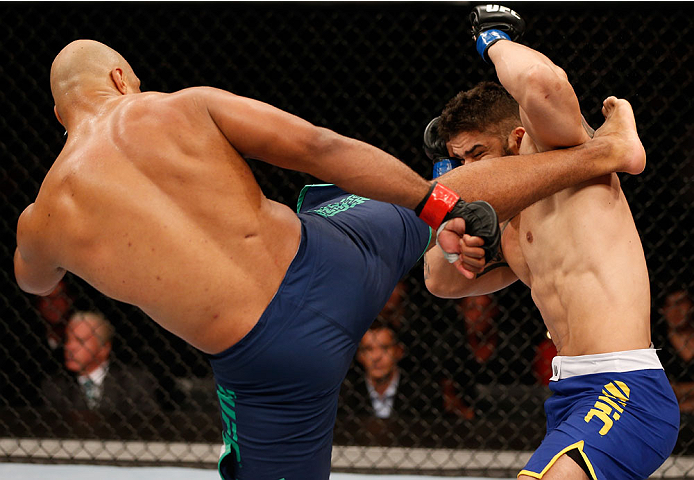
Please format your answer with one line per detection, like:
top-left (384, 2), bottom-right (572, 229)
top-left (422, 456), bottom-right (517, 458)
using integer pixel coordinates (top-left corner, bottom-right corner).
top-left (496, 41), bottom-right (651, 357)
top-left (16, 40), bottom-right (642, 355)
top-left (426, 40), bottom-right (650, 358)
top-left (507, 98), bottom-right (649, 356)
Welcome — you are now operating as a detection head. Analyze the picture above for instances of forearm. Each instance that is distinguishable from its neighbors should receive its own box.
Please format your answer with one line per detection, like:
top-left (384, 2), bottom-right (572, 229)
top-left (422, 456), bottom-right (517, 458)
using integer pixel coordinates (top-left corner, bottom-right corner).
top-left (203, 88), bottom-right (431, 209)
top-left (424, 249), bottom-right (515, 298)
top-left (424, 249), bottom-right (473, 298)
top-left (309, 130), bottom-right (431, 209)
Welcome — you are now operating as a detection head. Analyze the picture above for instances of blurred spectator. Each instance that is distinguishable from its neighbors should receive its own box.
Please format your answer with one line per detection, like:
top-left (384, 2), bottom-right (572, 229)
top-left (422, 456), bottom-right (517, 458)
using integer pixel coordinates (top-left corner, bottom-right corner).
top-left (376, 280), bottom-right (408, 330)
top-left (341, 281), bottom-right (442, 421)
top-left (41, 311), bottom-right (159, 413)
top-left (0, 282), bottom-right (74, 408)
top-left (440, 294), bottom-right (501, 419)
top-left (36, 279), bottom-right (73, 350)
top-left (340, 318), bottom-right (412, 418)
top-left (660, 289), bottom-right (694, 413)
top-left (347, 318), bottom-right (405, 419)
top-left (459, 294), bottom-right (500, 366)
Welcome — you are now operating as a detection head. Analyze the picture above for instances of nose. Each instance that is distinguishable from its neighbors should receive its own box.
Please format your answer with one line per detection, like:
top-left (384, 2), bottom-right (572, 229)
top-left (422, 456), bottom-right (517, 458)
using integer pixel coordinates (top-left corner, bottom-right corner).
top-left (370, 347), bottom-right (388, 362)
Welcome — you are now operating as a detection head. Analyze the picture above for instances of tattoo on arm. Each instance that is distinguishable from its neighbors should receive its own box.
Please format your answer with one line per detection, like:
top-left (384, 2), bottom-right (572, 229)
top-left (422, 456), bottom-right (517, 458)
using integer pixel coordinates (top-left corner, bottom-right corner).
top-left (423, 257), bottom-right (430, 280)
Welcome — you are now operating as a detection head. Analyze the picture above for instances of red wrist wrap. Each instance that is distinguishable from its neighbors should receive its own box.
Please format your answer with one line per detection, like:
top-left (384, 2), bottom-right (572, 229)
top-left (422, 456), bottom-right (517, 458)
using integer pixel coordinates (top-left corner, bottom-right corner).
top-left (418, 183), bottom-right (460, 229)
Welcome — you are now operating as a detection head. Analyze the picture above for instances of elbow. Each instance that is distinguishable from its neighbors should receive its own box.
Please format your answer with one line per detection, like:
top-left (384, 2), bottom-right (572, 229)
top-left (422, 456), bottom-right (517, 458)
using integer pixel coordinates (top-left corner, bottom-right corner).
top-left (13, 249), bottom-right (31, 293)
top-left (16, 274), bottom-right (62, 297)
top-left (14, 248), bottom-right (63, 296)
top-left (305, 126), bottom-right (347, 158)
top-left (425, 274), bottom-right (462, 299)
top-left (521, 63), bottom-right (571, 108)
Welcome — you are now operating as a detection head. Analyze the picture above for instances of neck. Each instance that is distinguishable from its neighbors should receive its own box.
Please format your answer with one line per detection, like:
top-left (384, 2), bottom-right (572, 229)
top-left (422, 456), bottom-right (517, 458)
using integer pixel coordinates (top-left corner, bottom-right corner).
top-left (79, 359), bottom-right (107, 377)
top-left (368, 369), bottom-right (398, 396)
top-left (59, 87), bottom-right (122, 131)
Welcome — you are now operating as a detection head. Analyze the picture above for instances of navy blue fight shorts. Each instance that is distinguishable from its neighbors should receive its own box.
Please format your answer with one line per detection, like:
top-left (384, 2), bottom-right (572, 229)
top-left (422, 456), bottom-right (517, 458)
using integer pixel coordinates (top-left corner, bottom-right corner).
top-left (520, 347), bottom-right (680, 479)
top-left (209, 185), bottom-right (431, 480)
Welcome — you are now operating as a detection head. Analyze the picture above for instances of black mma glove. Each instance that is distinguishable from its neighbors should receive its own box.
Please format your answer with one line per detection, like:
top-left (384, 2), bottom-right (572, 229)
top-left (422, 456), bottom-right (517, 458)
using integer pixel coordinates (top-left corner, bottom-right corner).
top-left (423, 116), bottom-right (461, 178)
top-left (470, 4), bottom-right (526, 63)
top-left (414, 182), bottom-right (501, 263)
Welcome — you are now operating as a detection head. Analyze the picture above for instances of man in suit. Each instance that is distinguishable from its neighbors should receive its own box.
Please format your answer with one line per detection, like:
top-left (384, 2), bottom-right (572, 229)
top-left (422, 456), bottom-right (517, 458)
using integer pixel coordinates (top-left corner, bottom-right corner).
top-left (42, 311), bottom-right (158, 413)
top-left (343, 283), bottom-right (440, 421)
top-left (354, 318), bottom-right (406, 419)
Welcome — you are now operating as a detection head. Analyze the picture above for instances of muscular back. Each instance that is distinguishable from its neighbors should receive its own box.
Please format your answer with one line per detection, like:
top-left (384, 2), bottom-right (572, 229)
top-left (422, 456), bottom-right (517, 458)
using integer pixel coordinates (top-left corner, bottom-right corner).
top-left (22, 90), bottom-right (301, 353)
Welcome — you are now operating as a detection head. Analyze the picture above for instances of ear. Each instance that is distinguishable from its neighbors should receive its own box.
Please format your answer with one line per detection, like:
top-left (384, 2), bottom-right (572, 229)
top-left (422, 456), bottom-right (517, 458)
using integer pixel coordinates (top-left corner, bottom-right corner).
top-left (394, 344), bottom-right (404, 362)
top-left (99, 341), bottom-right (112, 360)
top-left (507, 126), bottom-right (526, 155)
top-left (54, 106), bottom-right (64, 126)
top-left (110, 67), bottom-right (128, 95)
top-left (356, 348), bottom-right (366, 366)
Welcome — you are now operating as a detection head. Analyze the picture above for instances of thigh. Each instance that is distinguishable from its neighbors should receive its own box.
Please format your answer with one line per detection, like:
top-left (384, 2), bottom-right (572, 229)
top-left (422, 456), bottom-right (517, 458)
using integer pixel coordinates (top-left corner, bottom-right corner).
top-left (519, 453), bottom-right (589, 480)
top-left (527, 370), bottom-right (680, 480)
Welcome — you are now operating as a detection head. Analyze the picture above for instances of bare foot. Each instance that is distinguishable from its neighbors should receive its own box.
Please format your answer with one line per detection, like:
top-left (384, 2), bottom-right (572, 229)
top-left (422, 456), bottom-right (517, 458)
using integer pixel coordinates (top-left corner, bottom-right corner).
top-left (594, 96), bottom-right (646, 175)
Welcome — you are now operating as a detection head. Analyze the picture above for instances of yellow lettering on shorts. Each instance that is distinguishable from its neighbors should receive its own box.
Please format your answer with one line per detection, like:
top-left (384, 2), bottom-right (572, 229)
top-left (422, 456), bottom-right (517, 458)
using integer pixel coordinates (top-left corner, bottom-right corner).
top-left (584, 380), bottom-right (630, 436)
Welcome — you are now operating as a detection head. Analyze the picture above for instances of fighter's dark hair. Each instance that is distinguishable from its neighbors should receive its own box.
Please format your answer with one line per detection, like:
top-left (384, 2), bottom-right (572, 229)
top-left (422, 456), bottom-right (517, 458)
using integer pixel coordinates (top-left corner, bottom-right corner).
top-left (438, 81), bottom-right (521, 141)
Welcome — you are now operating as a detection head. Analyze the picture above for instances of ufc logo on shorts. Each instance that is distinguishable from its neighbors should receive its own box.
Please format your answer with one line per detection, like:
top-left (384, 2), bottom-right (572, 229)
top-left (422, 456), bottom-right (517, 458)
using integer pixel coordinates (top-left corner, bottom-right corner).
top-left (485, 4), bottom-right (522, 20)
top-left (584, 380), bottom-right (631, 436)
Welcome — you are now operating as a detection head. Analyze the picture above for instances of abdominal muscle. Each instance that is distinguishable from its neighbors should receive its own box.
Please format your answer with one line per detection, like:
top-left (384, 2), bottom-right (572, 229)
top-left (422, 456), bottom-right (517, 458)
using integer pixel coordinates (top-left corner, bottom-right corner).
top-left (501, 176), bottom-right (651, 356)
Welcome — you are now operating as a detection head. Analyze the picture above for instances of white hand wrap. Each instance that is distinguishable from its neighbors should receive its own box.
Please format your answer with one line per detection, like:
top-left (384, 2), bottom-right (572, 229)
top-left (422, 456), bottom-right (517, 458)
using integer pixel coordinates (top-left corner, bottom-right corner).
top-left (436, 221), bottom-right (460, 264)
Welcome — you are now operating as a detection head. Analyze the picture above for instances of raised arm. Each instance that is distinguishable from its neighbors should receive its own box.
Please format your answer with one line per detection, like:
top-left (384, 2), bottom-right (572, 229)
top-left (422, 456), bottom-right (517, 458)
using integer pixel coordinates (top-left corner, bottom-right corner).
top-left (472, 5), bottom-right (589, 151)
top-left (488, 41), bottom-right (588, 151)
top-left (199, 87), bottom-right (431, 209)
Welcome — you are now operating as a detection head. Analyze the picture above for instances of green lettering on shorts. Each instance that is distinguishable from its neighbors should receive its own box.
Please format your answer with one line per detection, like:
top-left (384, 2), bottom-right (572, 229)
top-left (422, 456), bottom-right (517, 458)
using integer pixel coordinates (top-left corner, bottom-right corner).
top-left (217, 385), bottom-right (241, 474)
top-left (310, 194), bottom-right (369, 217)
top-left (296, 184), bottom-right (370, 216)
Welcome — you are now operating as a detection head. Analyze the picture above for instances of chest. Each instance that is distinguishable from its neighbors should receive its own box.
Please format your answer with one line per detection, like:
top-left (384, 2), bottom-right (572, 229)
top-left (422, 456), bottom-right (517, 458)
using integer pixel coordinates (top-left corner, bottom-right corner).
top-left (500, 193), bottom-right (567, 286)
top-left (500, 177), bottom-right (618, 286)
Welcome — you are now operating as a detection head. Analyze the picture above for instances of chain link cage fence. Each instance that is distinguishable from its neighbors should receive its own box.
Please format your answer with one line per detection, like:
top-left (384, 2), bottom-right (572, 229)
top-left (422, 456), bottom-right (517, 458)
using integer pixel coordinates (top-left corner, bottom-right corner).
top-left (1, 1), bottom-right (693, 478)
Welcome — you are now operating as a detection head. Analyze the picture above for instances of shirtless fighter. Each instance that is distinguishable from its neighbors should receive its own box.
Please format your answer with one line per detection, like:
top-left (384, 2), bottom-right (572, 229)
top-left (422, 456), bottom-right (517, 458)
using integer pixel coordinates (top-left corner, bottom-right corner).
top-left (15, 39), bottom-right (644, 479)
top-left (425, 6), bottom-right (679, 479)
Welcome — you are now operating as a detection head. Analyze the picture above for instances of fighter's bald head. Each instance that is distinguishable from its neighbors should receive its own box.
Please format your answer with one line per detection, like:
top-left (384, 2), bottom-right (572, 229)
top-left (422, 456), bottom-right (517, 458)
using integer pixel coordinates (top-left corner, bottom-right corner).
top-left (50, 40), bottom-right (139, 117)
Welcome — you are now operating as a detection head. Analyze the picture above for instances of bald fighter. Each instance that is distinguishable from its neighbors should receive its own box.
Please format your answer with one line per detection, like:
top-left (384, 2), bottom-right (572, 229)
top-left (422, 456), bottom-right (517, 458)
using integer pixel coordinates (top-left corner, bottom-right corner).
top-left (15, 40), bottom-right (645, 479)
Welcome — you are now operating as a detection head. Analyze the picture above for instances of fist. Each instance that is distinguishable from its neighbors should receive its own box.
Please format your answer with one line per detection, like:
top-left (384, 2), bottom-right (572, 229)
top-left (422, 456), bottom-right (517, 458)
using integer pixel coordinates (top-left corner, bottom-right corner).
top-left (423, 117), bottom-right (450, 163)
top-left (436, 218), bottom-right (489, 279)
top-left (470, 4), bottom-right (525, 42)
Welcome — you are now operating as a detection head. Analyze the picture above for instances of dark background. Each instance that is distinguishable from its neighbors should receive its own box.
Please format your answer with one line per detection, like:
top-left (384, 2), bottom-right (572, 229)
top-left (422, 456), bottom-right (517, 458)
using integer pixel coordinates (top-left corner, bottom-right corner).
top-left (1, 2), bottom-right (692, 476)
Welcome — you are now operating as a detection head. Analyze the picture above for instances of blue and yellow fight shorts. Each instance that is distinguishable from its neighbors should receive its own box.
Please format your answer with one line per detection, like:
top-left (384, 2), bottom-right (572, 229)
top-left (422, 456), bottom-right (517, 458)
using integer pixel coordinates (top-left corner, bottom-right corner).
top-left (209, 185), bottom-right (431, 480)
top-left (520, 347), bottom-right (680, 479)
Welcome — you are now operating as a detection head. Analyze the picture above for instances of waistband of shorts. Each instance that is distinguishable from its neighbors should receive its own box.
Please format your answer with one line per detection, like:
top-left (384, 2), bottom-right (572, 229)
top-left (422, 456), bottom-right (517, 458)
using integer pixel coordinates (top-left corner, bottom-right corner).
top-left (550, 346), bottom-right (663, 381)
top-left (208, 221), bottom-right (308, 366)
